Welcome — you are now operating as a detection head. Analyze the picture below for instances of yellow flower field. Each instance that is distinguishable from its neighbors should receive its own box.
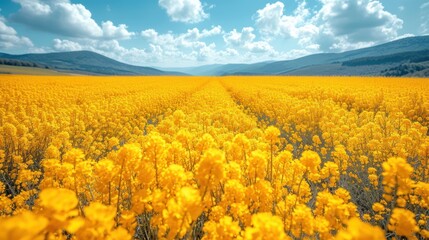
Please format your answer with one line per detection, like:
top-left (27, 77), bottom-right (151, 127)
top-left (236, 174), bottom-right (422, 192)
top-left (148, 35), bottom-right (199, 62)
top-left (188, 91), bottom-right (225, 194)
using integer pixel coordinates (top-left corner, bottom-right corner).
top-left (0, 75), bottom-right (428, 239)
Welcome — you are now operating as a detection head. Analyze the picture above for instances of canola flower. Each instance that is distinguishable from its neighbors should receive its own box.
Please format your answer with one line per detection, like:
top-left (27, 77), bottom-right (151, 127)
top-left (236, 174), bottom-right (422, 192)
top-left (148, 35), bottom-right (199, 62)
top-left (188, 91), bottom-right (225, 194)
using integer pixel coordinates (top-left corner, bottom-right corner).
top-left (0, 75), bottom-right (429, 239)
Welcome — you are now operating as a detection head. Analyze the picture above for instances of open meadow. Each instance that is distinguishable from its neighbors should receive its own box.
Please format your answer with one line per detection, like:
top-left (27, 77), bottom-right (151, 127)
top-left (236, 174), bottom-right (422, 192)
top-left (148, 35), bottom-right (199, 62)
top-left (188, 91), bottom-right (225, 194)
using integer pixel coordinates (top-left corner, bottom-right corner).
top-left (0, 75), bottom-right (428, 239)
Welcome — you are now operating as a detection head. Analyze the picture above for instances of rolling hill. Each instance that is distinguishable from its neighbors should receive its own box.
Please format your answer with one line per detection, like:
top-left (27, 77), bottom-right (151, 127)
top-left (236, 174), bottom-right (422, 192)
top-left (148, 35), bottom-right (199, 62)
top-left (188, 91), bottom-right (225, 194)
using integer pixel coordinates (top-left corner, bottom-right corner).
top-left (1, 36), bottom-right (429, 76)
top-left (177, 35), bottom-right (429, 76)
top-left (0, 51), bottom-right (185, 76)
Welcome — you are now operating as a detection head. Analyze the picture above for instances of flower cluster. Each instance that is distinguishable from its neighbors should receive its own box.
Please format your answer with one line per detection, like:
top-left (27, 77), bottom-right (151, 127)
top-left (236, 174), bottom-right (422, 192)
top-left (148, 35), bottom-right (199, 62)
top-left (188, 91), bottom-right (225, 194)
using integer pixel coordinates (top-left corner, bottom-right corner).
top-left (1, 76), bottom-right (428, 239)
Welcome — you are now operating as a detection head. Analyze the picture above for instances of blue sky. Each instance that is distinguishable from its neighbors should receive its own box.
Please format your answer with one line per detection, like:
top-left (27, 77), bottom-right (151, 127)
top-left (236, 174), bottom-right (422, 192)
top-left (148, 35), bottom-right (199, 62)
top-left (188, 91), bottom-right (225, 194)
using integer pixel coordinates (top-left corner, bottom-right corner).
top-left (0, 0), bottom-right (427, 67)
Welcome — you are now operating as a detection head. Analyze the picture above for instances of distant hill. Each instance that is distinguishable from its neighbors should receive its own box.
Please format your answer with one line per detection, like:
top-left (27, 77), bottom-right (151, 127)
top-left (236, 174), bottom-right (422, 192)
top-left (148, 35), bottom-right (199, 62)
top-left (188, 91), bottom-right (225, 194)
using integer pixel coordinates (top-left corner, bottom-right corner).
top-left (169, 35), bottom-right (429, 76)
top-left (278, 49), bottom-right (429, 77)
top-left (0, 58), bottom-right (50, 69)
top-left (341, 50), bottom-right (429, 66)
top-left (169, 62), bottom-right (274, 76)
top-left (0, 64), bottom-right (71, 75)
top-left (2, 36), bottom-right (429, 76)
top-left (0, 51), bottom-right (185, 76)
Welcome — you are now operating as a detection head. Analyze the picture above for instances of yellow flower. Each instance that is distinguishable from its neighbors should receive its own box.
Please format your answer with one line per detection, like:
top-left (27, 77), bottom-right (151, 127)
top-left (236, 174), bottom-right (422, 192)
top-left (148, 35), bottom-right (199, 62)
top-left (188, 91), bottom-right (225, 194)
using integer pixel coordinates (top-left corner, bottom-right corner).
top-left (0, 195), bottom-right (13, 215)
top-left (290, 204), bottom-right (314, 237)
top-left (44, 145), bottom-right (60, 159)
top-left (177, 186), bottom-right (203, 220)
top-left (312, 135), bottom-right (322, 145)
top-left (160, 164), bottom-right (191, 193)
top-left (161, 186), bottom-right (202, 239)
top-left (37, 188), bottom-right (80, 233)
top-left (244, 213), bottom-right (289, 240)
top-left (335, 217), bottom-right (385, 240)
top-left (221, 179), bottom-right (246, 206)
top-left (196, 149), bottom-right (225, 195)
top-left (0, 211), bottom-right (48, 240)
top-left (84, 202), bottom-right (116, 225)
top-left (396, 197), bottom-right (406, 208)
top-left (363, 214), bottom-right (371, 221)
top-left (299, 150), bottom-right (321, 173)
top-left (75, 202), bottom-right (118, 239)
top-left (372, 202), bottom-right (385, 212)
top-left (0, 181), bottom-right (5, 194)
top-left (264, 126), bottom-right (280, 143)
top-left (62, 148), bottom-right (85, 165)
top-left (247, 150), bottom-right (267, 182)
top-left (382, 157), bottom-right (413, 195)
top-left (107, 137), bottom-right (119, 149)
top-left (388, 208), bottom-right (418, 238)
top-left (39, 188), bottom-right (78, 213)
top-left (117, 143), bottom-right (142, 166)
top-left (107, 227), bottom-right (132, 240)
top-left (203, 216), bottom-right (242, 240)
top-left (2, 123), bottom-right (17, 137)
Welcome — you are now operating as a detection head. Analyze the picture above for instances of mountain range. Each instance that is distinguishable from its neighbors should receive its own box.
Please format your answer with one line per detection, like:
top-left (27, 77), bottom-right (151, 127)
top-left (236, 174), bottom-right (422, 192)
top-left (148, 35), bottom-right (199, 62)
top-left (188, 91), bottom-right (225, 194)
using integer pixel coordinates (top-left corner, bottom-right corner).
top-left (175, 35), bottom-right (429, 76)
top-left (0, 51), bottom-right (184, 76)
top-left (1, 35), bottom-right (429, 76)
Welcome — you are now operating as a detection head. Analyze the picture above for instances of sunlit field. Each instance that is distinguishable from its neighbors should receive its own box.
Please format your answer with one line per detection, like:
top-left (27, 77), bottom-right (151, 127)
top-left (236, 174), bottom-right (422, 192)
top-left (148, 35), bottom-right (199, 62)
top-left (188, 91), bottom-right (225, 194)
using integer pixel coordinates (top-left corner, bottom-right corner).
top-left (0, 75), bottom-right (428, 239)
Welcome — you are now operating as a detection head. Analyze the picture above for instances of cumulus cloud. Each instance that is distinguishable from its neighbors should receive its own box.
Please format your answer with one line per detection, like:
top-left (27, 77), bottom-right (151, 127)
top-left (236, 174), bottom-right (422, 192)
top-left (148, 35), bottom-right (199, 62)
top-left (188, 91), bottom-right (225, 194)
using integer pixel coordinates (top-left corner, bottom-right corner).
top-left (52, 24), bottom-right (278, 67)
top-left (11, 0), bottom-right (134, 39)
top-left (0, 16), bottom-right (33, 49)
top-left (140, 25), bottom-right (278, 65)
top-left (141, 27), bottom-right (215, 64)
top-left (158, 0), bottom-right (208, 23)
top-left (53, 38), bottom-right (82, 51)
top-left (193, 43), bottom-right (216, 61)
top-left (102, 21), bottom-right (135, 39)
top-left (245, 41), bottom-right (274, 53)
top-left (255, 1), bottom-right (318, 39)
top-left (223, 27), bottom-right (275, 54)
top-left (142, 26), bottom-right (222, 49)
top-left (223, 27), bottom-right (255, 46)
top-left (316, 0), bottom-right (403, 44)
top-left (184, 25), bottom-right (222, 39)
top-left (254, 0), bottom-right (404, 52)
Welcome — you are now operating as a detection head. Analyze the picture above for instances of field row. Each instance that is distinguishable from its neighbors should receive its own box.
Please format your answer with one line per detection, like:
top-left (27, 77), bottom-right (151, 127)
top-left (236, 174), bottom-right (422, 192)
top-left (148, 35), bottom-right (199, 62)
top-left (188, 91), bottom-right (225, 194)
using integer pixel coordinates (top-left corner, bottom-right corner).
top-left (0, 76), bottom-right (428, 239)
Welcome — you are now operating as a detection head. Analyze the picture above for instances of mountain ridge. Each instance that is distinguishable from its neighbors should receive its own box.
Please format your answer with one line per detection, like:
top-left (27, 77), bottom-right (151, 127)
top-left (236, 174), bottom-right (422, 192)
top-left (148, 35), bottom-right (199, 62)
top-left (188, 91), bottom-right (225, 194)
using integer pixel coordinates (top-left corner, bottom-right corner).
top-left (1, 35), bottom-right (429, 76)
top-left (0, 51), bottom-right (185, 76)
top-left (171, 35), bottom-right (429, 76)
top-left (222, 35), bottom-right (429, 76)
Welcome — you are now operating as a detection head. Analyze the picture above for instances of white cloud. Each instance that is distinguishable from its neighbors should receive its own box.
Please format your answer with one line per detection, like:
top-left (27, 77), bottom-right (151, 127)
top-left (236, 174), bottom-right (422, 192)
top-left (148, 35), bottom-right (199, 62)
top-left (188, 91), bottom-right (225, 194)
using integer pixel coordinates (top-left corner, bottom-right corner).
top-left (11, 0), bottom-right (134, 40)
top-left (314, 0), bottom-right (403, 51)
top-left (141, 27), bottom-right (217, 62)
top-left (255, 1), bottom-right (318, 40)
top-left (245, 41), bottom-right (274, 53)
top-left (223, 27), bottom-right (275, 54)
top-left (158, 0), bottom-right (208, 23)
top-left (0, 17), bottom-right (16, 36)
top-left (51, 23), bottom-right (283, 68)
top-left (142, 26), bottom-right (222, 50)
top-left (184, 25), bottom-right (222, 39)
top-left (140, 25), bottom-right (278, 66)
top-left (53, 38), bottom-right (82, 51)
top-left (141, 29), bottom-right (158, 41)
top-left (0, 16), bottom-right (33, 49)
top-left (193, 43), bottom-right (216, 61)
top-left (254, 0), bottom-right (404, 52)
top-left (222, 48), bottom-right (239, 57)
top-left (223, 27), bottom-right (255, 46)
top-left (102, 21), bottom-right (134, 39)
